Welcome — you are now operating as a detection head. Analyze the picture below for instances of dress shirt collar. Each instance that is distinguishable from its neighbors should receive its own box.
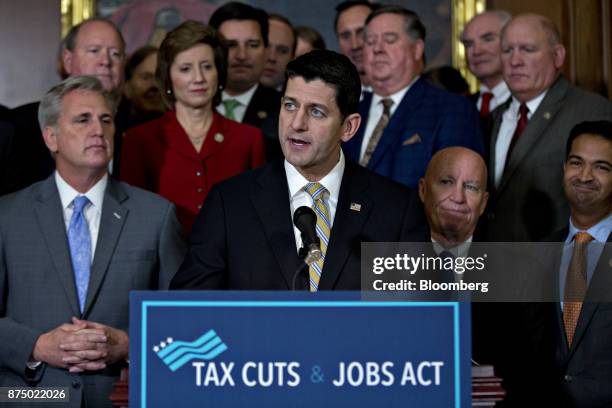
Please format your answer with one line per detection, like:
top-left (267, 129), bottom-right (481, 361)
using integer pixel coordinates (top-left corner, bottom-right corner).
top-left (222, 83), bottom-right (258, 107)
top-left (480, 81), bottom-right (511, 106)
top-left (565, 213), bottom-right (612, 244)
top-left (371, 76), bottom-right (419, 116)
top-left (55, 171), bottom-right (107, 211)
top-left (508, 89), bottom-right (547, 119)
top-left (285, 149), bottom-right (345, 204)
top-left (432, 236), bottom-right (473, 258)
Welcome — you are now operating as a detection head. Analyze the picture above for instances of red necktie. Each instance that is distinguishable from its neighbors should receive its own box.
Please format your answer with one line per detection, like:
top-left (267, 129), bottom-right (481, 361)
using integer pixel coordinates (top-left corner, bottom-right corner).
top-left (479, 92), bottom-right (494, 117)
top-left (506, 103), bottom-right (529, 160)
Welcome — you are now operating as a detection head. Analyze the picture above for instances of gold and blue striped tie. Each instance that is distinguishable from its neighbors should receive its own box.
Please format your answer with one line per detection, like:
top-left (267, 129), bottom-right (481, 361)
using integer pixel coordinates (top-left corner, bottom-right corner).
top-left (304, 182), bottom-right (331, 291)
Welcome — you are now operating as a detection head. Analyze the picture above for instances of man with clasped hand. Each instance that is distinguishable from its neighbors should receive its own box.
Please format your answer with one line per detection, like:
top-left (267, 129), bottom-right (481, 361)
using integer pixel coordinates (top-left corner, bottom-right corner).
top-left (170, 50), bottom-right (425, 291)
top-left (0, 76), bottom-right (185, 408)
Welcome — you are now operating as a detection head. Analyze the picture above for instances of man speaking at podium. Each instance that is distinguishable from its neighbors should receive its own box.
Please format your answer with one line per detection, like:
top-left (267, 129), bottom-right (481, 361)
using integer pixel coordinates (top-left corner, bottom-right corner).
top-left (171, 50), bottom-right (425, 291)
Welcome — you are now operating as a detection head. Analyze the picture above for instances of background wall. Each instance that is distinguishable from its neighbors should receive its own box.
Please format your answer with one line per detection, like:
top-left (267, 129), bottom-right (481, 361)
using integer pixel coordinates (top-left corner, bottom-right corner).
top-left (487, 0), bottom-right (612, 98)
top-left (0, 0), bottom-right (609, 109)
top-left (0, 0), bottom-right (61, 108)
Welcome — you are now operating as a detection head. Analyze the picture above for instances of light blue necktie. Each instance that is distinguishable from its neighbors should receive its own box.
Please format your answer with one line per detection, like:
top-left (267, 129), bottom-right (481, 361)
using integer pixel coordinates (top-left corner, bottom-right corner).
top-left (68, 196), bottom-right (91, 313)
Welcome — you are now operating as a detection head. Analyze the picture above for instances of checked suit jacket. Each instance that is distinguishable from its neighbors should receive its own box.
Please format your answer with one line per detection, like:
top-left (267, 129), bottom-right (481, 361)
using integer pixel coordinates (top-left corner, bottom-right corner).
top-left (0, 175), bottom-right (186, 408)
top-left (343, 77), bottom-right (484, 188)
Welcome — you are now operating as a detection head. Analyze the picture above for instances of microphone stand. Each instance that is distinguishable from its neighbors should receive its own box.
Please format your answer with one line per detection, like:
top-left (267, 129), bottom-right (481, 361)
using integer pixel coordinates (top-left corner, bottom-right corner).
top-left (291, 245), bottom-right (320, 291)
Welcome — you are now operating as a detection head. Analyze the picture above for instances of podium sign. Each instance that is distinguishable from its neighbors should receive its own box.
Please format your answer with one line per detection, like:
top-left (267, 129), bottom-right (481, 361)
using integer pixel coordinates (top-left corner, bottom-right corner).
top-left (130, 292), bottom-right (471, 407)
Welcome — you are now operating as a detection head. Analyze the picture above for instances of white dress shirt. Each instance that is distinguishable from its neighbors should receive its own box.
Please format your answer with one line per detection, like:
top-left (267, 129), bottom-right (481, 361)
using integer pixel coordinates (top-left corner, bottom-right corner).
top-left (476, 81), bottom-right (511, 112)
top-left (55, 172), bottom-right (107, 260)
top-left (494, 91), bottom-right (547, 187)
top-left (360, 77), bottom-right (419, 161)
top-left (217, 84), bottom-right (259, 123)
top-left (285, 150), bottom-right (345, 253)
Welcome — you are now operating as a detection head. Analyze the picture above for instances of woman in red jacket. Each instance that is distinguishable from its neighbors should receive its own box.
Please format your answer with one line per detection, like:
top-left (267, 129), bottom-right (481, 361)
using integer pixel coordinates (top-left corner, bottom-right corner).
top-left (121, 21), bottom-right (265, 234)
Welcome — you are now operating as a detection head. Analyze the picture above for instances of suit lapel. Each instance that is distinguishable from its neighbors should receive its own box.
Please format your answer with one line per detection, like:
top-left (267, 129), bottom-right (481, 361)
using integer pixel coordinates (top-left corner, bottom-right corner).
top-left (318, 162), bottom-right (372, 290)
top-left (83, 179), bottom-right (128, 315)
top-left (497, 78), bottom-right (569, 193)
top-left (243, 85), bottom-right (278, 127)
top-left (488, 99), bottom-right (511, 194)
top-left (549, 230), bottom-right (571, 356)
top-left (34, 177), bottom-right (81, 316)
top-left (367, 78), bottom-right (426, 170)
top-left (249, 161), bottom-right (302, 288)
top-left (242, 86), bottom-right (262, 126)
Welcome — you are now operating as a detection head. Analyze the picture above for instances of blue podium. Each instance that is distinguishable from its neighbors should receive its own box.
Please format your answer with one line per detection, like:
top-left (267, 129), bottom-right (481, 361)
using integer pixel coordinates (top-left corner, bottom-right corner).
top-left (130, 292), bottom-right (471, 407)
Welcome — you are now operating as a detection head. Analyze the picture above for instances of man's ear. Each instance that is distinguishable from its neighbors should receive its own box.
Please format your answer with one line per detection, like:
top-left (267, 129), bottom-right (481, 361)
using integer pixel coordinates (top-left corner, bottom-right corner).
top-left (42, 126), bottom-right (58, 153)
top-left (478, 191), bottom-right (489, 216)
top-left (553, 44), bottom-right (566, 69)
top-left (418, 178), bottom-right (426, 203)
top-left (62, 49), bottom-right (74, 76)
top-left (340, 113), bottom-right (362, 143)
top-left (413, 39), bottom-right (425, 62)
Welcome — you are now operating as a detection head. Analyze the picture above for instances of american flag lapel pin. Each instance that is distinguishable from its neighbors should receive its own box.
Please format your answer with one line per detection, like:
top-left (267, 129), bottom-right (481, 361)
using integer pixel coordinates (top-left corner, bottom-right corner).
top-left (350, 203), bottom-right (361, 212)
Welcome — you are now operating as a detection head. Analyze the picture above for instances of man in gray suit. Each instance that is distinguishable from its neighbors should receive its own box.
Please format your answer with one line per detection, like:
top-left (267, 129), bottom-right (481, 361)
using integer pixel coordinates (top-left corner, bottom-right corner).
top-left (485, 13), bottom-right (612, 242)
top-left (0, 76), bottom-right (185, 407)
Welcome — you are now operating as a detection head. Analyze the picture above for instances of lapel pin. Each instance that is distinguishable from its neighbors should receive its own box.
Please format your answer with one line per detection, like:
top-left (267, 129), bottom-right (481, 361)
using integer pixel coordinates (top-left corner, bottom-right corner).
top-left (350, 203), bottom-right (362, 212)
top-left (543, 112), bottom-right (551, 120)
top-left (113, 212), bottom-right (121, 219)
top-left (257, 110), bottom-right (268, 119)
top-left (214, 133), bottom-right (224, 143)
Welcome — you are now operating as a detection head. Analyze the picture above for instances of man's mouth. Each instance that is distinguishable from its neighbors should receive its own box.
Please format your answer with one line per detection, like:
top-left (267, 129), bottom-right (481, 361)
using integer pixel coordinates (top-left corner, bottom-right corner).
top-left (572, 183), bottom-right (597, 193)
top-left (288, 137), bottom-right (310, 147)
top-left (86, 144), bottom-right (107, 151)
top-left (263, 68), bottom-right (276, 76)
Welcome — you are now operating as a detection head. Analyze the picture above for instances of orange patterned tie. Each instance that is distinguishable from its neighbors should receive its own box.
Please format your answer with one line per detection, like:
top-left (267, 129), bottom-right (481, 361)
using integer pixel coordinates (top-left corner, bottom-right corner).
top-left (563, 231), bottom-right (593, 346)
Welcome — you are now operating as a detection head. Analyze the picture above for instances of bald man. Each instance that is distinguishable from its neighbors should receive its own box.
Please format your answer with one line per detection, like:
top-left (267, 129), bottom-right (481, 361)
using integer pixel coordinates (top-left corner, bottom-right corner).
top-left (419, 147), bottom-right (488, 248)
top-left (485, 13), bottom-right (612, 242)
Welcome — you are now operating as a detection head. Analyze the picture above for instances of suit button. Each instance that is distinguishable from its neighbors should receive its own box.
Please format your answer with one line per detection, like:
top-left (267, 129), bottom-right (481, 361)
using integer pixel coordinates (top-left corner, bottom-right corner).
top-left (196, 171), bottom-right (202, 177)
top-left (197, 204), bottom-right (202, 210)
top-left (564, 374), bottom-right (572, 382)
top-left (197, 188), bottom-right (203, 193)
top-left (72, 380), bottom-right (81, 388)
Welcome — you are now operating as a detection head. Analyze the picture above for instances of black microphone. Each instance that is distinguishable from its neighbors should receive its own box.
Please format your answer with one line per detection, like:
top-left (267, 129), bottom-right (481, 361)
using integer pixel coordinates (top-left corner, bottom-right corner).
top-left (293, 206), bottom-right (322, 266)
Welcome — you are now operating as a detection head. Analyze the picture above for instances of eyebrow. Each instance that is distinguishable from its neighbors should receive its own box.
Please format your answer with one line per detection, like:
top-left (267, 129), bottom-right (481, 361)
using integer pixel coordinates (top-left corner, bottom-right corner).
top-left (480, 31), bottom-right (497, 39)
top-left (568, 154), bottom-right (612, 167)
top-left (282, 96), bottom-right (328, 111)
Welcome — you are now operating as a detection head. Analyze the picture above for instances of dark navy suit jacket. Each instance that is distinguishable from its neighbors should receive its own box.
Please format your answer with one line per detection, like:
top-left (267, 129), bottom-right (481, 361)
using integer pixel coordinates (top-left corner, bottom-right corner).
top-left (343, 77), bottom-right (484, 188)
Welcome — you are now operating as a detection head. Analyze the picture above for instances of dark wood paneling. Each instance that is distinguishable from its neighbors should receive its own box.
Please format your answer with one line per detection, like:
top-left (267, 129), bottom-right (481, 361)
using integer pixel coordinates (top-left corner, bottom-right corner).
top-left (487, 0), bottom-right (611, 98)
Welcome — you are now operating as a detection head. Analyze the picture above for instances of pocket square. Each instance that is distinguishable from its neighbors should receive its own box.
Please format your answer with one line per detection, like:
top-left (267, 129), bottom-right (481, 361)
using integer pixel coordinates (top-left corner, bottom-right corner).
top-left (402, 133), bottom-right (422, 145)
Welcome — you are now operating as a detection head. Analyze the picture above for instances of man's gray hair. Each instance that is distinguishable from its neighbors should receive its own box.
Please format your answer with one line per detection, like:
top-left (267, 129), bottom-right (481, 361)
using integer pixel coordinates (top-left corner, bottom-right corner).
top-left (461, 10), bottom-right (512, 40)
top-left (38, 75), bottom-right (116, 131)
top-left (491, 10), bottom-right (512, 27)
